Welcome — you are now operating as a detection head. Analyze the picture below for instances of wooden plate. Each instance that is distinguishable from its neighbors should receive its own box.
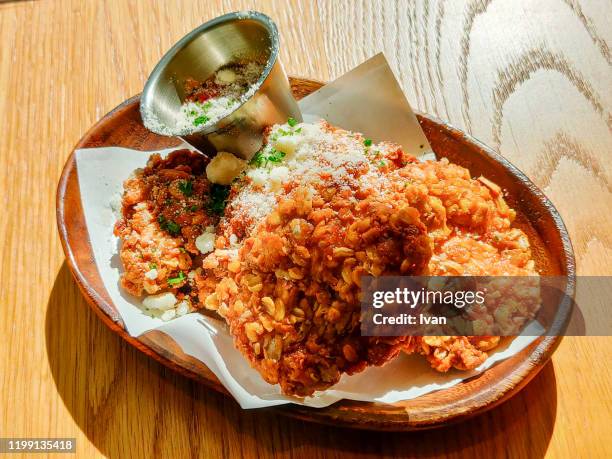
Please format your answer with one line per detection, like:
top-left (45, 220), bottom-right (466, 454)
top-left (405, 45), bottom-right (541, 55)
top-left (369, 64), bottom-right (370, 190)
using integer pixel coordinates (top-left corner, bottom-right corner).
top-left (56, 77), bottom-right (575, 431)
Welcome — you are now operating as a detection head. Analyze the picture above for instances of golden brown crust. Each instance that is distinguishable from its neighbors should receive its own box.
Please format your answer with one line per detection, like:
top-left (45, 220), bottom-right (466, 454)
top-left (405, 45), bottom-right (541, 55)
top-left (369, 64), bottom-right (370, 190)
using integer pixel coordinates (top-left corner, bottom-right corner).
top-left (197, 181), bottom-right (432, 396)
top-left (396, 158), bottom-right (537, 372)
top-left (406, 336), bottom-right (502, 372)
top-left (114, 149), bottom-right (215, 298)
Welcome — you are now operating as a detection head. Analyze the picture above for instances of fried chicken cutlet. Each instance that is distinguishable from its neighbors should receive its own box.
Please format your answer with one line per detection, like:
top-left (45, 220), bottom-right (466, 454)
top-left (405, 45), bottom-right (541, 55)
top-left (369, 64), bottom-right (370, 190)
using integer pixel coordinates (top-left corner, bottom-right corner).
top-left (397, 158), bottom-right (538, 372)
top-left (113, 149), bottom-right (217, 312)
top-left (195, 121), bottom-right (434, 396)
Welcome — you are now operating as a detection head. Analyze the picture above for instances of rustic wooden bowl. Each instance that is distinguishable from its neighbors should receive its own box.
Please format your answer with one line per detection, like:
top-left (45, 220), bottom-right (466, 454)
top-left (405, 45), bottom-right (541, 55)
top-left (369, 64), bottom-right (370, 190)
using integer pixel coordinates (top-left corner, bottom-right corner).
top-left (56, 77), bottom-right (575, 431)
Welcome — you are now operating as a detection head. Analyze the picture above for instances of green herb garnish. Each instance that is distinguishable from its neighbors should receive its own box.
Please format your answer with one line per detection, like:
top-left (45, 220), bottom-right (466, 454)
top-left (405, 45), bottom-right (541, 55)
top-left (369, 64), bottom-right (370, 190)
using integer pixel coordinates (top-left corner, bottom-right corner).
top-left (248, 149), bottom-right (286, 168)
top-left (378, 160), bottom-right (386, 167)
top-left (178, 180), bottom-right (193, 197)
top-left (158, 215), bottom-right (181, 236)
top-left (149, 263), bottom-right (157, 270)
top-left (364, 138), bottom-right (373, 147)
top-left (287, 117), bottom-right (298, 127)
top-left (167, 271), bottom-right (186, 286)
top-left (207, 184), bottom-right (231, 216)
top-left (249, 151), bottom-right (265, 167)
top-left (188, 204), bottom-right (200, 212)
top-left (194, 115), bottom-right (209, 126)
top-left (266, 149), bottom-right (286, 163)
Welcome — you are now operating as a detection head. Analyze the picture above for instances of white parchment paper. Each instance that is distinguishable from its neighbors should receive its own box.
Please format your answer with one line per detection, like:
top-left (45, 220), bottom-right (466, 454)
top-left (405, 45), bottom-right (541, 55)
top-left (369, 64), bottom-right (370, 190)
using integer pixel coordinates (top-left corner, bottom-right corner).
top-left (75, 54), bottom-right (539, 409)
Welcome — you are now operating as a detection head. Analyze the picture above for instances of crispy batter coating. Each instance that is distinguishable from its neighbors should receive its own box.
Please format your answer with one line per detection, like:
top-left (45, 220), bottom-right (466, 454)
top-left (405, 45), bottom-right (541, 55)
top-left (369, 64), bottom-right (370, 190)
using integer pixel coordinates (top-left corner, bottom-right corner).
top-left (198, 182), bottom-right (432, 396)
top-left (114, 149), bottom-right (215, 298)
top-left (396, 158), bottom-right (537, 372)
top-left (194, 120), bottom-right (538, 390)
top-left (406, 336), bottom-right (501, 372)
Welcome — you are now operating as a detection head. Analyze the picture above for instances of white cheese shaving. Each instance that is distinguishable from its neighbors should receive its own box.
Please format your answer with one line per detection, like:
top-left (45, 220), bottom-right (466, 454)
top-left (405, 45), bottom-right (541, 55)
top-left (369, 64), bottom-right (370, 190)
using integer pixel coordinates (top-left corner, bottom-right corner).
top-left (268, 166), bottom-right (289, 191)
top-left (195, 231), bottom-right (216, 254)
top-left (176, 300), bottom-right (190, 316)
top-left (161, 309), bottom-right (177, 321)
top-left (143, 292), bottom-right (177, 311)
top-left (206, 151), bottom-right (246, 185)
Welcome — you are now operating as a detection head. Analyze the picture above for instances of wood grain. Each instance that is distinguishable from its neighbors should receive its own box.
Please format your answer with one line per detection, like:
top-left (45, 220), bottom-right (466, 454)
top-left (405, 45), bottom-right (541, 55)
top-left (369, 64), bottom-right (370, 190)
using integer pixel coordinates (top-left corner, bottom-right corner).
top-left (0, 0), bottom-right (611, 457)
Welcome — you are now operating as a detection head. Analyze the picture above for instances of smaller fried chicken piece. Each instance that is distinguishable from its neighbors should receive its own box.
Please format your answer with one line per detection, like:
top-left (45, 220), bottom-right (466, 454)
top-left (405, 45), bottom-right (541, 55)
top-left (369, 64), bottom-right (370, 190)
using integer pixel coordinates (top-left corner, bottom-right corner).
top-left (396, 158), bottom-right (537, 371)
top-left (114, 149), bottom-right (215, 297)
top-left (396, 158), bottom-right (516, 235)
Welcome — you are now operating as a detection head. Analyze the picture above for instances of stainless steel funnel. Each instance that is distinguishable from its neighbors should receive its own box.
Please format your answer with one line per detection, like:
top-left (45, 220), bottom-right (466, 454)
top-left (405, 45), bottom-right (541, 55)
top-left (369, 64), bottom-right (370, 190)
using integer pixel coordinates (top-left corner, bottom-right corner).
top-left (140, 11), bottom-right (301, 159)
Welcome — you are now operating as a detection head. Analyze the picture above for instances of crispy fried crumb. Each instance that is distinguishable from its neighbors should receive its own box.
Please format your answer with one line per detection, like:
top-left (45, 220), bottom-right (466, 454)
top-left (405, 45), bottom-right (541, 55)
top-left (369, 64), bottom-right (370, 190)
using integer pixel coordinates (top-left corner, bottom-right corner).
top-left (197, 182), bottom-right (432, 396)
top-left (114, 149), bottom-right (215, 299)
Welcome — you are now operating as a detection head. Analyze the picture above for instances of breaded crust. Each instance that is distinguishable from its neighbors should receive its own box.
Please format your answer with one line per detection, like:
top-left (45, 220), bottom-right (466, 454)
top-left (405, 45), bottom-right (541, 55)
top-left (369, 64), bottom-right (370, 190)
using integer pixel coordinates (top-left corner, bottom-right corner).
top-left (199, 181), bottom-right (432, 396)
top-left (114, 149), bottom-right (216, 300)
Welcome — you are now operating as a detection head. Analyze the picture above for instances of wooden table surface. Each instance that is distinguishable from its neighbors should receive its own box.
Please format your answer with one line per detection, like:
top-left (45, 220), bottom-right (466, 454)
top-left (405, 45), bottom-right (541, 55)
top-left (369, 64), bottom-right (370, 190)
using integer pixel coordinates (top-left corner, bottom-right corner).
top-left (0, 0), bottom-right (610, 457)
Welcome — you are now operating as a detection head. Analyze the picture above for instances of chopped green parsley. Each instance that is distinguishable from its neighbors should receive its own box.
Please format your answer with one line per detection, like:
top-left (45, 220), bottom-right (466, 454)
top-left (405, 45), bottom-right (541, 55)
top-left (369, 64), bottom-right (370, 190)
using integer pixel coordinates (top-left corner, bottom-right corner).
top-left (248, 149), bottom-right (286, 168)
top-left (158, 215), bottom-right (181, 236)
top-left (207, 184), bottom-right (231, 216)
top-left (194, 115), bottom-right (209, 126)
top-left (267, 149), bottom-right (286, 163)
top-left (178, 180), bottom-right (193, 197)
top-left (167, 271), bottom-right (186, 286)
top-left (249, 151), bottom-right (265, 167)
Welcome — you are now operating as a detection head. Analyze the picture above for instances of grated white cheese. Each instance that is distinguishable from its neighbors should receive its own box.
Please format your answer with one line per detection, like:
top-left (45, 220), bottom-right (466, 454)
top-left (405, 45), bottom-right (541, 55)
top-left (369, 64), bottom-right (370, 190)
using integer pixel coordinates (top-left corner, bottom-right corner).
top-left (174, 62), bottom-right (264, 134)
top-left (225, 120), bottom-right (388, 237)
top-left (161, 309), bottom-right (177, 321)
top-left (143, 292), bottom-right (177, 311)
top-left (195, 231), bottom-right (216, 254)
top-left (176, 99), bottom-right (240, 133)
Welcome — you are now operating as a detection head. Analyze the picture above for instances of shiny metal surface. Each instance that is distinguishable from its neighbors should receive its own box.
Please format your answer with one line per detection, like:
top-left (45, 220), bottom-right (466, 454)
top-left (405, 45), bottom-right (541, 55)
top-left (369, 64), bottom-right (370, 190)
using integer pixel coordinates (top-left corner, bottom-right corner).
top-left (140, 11), bottom-right (301, 159)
